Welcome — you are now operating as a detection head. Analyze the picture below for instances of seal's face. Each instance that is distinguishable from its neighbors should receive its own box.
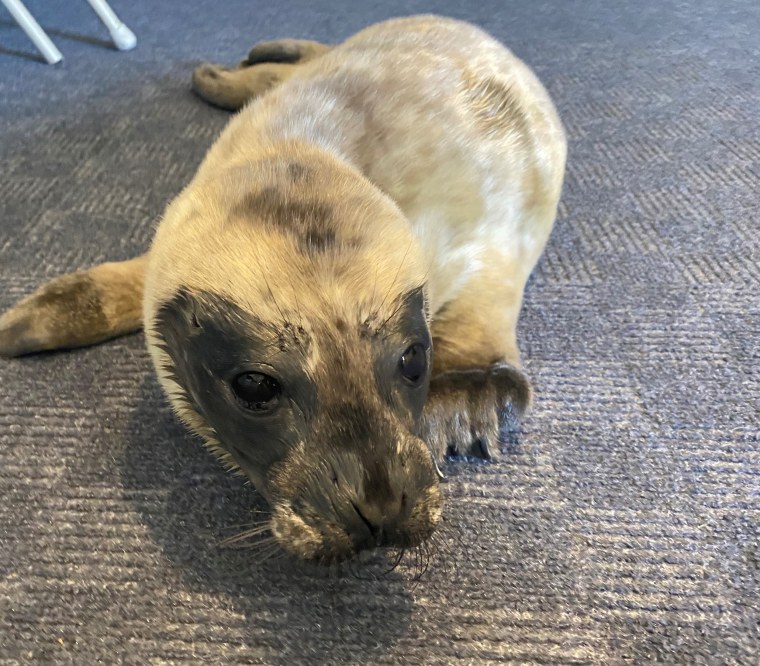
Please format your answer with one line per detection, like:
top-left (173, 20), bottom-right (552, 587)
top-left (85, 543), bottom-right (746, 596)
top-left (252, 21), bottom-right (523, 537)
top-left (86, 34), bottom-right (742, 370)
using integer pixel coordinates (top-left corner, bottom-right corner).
top-left (144, 152), bottom-right (443, 562)
top-left (153, 285), bottom-right (442, 561)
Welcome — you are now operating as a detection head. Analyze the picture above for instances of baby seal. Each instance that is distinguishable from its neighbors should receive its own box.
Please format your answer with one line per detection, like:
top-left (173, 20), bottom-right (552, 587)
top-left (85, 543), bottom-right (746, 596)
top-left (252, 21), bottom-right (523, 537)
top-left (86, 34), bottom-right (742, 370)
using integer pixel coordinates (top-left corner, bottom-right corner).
top-left (0, 15), bottom-right (566, 563)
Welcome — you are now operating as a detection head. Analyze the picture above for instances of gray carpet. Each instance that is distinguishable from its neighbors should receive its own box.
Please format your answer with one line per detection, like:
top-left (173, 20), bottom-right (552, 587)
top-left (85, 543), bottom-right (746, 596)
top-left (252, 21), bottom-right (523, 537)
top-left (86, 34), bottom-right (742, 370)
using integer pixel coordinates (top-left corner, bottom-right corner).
top-left (1, 0), bottom-right (758, 663)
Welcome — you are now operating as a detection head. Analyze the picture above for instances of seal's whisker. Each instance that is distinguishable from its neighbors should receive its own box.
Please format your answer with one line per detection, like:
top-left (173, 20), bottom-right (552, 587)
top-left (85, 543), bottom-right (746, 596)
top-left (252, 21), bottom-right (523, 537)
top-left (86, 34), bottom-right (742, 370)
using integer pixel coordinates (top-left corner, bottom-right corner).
top-left (224, 536), bottom-right (280, 551)
top-left (220, 524), bottom-right (272, 546)
top-left (252, 540), bottom-right (281, 557)
top-left (375, 237), bottom-right (413, 316)
top-left (290, 279), bottom-right (304, 331)
top-left (429, 533), bottom-right (450, 571)
top-left (221, 521), bottom-right (258, 531)
top-left (375, 297), bottom-right (407, 335)
top-left (407, 544), bottom-right (430, 585)
top-left (423, 540), bottom-right (433, 574)
top-left (383, 547), bottom-right (406, 575)
top-left (368, 265), bottom-right (380, 320)
top-left (221, 528), bottom-right (272, 545)
top-left (431, 515), bottom-right (465, 577)
top-left (262, 272), bottom-right (289, 328)
top-left (255, 542), bottom-right (285, 565)
top-left (419, 543), bottom-right (431, 579)
top-left (233, 534), bottom-right (278, 546)
top-left (415, 544), bottom-right (425, 577)
top-left (223, 521), bottom-right (271, 536)
top-left (219, 516), bottom-right (271, 532)
top-left (377, 265), bottom-right (432, 337)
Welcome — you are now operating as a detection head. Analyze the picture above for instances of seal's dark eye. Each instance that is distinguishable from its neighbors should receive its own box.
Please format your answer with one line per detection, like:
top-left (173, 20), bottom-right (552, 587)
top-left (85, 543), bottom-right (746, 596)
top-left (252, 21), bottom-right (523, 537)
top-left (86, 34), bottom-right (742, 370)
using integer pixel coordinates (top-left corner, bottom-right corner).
top-left (231, 372), bottom-right (281, 411)
top-left (399, 343), bottom-right (427, 386)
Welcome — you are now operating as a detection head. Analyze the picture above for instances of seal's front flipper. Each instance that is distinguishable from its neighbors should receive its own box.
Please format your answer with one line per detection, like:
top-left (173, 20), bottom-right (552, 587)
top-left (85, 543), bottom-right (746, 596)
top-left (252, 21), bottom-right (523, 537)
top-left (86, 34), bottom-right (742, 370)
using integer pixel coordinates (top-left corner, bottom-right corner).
top-left (420, 363), bottom-right (531, 462)
top-left (420, 264), bottom-right (533, 462)
top-left (0, 255), bottom-right (146, 357)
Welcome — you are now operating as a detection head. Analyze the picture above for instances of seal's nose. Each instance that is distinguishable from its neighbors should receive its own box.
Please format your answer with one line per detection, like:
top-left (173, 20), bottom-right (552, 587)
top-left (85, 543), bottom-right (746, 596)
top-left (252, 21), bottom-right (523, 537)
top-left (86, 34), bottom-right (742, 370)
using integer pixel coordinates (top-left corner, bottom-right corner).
top-left (348, 493), bottom-right (407, 549)
top-left (352, 502), bottom-right (382, 540)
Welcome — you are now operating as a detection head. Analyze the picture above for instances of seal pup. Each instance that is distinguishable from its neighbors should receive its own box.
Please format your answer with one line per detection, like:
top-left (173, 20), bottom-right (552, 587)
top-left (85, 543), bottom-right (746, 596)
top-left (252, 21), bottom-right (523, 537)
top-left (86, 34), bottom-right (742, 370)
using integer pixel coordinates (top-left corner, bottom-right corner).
top-left (0, 15), bottom-right (566, 563)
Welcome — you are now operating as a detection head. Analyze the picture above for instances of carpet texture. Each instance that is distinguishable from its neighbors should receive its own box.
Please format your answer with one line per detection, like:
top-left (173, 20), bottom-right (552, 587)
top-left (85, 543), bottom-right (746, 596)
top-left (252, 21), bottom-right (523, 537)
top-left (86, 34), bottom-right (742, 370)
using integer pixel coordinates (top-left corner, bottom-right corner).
top-left (1, 0), bottom-right (758, 663)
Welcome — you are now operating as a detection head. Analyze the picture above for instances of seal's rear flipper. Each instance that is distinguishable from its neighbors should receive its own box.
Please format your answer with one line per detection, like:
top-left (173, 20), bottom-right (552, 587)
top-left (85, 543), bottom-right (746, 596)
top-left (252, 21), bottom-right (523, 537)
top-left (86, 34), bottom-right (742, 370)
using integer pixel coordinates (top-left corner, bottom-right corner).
top-left (192, 39), bottom-right (331, 111)
top-left (0, 255), bottom-right (146, 357)
top-left (242, 39), bottom-right (331, 67)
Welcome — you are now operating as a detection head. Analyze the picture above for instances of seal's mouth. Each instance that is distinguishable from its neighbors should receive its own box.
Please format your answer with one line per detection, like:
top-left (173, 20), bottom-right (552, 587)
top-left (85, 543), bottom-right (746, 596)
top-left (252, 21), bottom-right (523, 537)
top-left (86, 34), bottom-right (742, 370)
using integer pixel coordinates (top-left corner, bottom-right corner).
top-left (251, 420), bottom-right (445, 563)
top-left (269, 483), bottom-right (443, 563)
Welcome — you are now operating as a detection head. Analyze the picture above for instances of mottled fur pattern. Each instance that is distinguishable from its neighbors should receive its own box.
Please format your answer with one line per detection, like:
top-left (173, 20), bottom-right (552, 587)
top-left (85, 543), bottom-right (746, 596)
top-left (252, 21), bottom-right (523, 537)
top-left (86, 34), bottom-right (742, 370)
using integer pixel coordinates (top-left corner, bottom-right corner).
top-left (0, 16), bottom-right (566, 563)
top-left (0, 257), bottom-right (145, 356)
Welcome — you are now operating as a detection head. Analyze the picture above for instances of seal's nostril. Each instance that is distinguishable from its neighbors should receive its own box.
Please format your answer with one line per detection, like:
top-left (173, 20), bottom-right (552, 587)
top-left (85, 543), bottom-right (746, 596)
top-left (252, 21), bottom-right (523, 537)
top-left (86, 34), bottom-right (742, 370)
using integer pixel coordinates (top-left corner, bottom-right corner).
top-left (400, 492), bottom-right (408, 508)
top-left (351, 501), bottom-right (380, 537)
top-left (332, 475), bottom-right (339, 487)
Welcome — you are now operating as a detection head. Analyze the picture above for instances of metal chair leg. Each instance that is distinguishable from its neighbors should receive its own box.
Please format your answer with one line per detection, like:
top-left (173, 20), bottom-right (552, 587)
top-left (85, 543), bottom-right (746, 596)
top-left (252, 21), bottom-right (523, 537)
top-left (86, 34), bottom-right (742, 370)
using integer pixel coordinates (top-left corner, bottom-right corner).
top-left (1, 0), bottom-right (63, 64)
top-left (84, 0), bottom-right (136, 51)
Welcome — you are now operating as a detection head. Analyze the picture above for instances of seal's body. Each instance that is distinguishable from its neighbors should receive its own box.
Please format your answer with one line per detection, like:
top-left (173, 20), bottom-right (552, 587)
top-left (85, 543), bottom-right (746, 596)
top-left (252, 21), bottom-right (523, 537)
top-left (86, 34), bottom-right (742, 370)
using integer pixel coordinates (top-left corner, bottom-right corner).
top-left (0, 16), bottom-right (565, 563)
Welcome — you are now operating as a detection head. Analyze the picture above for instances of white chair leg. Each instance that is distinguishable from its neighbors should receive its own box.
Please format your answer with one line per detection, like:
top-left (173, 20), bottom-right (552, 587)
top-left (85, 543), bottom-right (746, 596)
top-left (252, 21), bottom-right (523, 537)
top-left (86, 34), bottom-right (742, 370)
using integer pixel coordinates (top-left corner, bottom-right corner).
top-left (1, 0), bottom-right (63, 64)
top-left (84, 0), bottom-right (136, 51)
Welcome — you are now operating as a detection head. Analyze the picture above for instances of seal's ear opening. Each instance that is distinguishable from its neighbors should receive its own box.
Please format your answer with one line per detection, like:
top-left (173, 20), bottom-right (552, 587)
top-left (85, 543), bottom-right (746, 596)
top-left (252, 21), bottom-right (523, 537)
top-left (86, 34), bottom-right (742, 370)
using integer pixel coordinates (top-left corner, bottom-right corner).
top-left (153, 287), bottom-right (205, 340)
top-left (0, 255), bottom-right (146, 357)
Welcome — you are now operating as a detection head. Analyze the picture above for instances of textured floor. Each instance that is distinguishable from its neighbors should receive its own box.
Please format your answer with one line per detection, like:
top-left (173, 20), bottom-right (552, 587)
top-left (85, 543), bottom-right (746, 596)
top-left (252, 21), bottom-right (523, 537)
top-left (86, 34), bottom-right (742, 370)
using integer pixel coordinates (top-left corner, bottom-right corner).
top-left (1, 0), bottom-right (758, 663)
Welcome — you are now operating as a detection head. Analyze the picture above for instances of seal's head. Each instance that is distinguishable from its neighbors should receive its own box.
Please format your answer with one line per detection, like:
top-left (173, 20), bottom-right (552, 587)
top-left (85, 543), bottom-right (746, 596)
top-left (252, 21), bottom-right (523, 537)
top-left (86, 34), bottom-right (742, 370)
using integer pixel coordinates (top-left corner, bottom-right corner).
top-left (143, 145), bottom-right (442, 562)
